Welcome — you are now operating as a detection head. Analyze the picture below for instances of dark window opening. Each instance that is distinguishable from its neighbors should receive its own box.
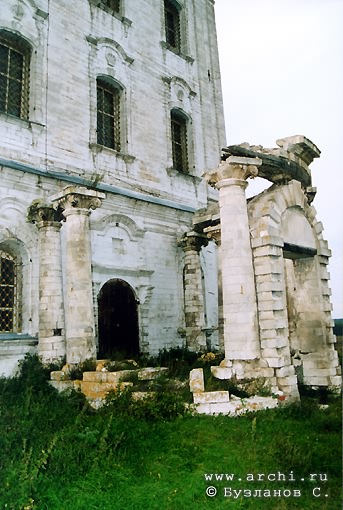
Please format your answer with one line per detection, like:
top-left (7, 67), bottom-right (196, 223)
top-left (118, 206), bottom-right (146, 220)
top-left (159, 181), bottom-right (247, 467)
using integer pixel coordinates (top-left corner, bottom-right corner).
top-left (0, 252), bottom-right (17, 332)
top-left (171, 109), bottom-right (188, 173)
top-left (97, 78), bottom-right (121, 150)
top-left (0, 31), bottom-right (30, 119)
top-left (99, 0), bottom-right (120, 15)
top-left (164, 1), bottom-right (181, 51)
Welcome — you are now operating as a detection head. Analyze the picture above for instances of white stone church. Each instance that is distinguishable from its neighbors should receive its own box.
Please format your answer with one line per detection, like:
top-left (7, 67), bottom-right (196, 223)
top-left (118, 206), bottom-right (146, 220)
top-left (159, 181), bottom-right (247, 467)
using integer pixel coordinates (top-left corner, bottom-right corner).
top-left (0, 0), bottom-right (340, 398)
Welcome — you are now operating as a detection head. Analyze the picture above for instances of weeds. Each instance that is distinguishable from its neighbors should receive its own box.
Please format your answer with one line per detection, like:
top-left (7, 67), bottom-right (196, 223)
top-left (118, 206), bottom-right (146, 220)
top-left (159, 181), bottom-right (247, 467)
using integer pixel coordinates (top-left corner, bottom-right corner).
top-left (0, 354), bottom-right (341, 510)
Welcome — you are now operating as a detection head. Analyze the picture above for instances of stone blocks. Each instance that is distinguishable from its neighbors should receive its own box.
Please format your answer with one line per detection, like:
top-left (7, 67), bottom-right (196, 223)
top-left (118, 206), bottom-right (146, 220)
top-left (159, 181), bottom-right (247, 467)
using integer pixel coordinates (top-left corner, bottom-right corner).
top-left (189, 368), bottom-right (205, 393)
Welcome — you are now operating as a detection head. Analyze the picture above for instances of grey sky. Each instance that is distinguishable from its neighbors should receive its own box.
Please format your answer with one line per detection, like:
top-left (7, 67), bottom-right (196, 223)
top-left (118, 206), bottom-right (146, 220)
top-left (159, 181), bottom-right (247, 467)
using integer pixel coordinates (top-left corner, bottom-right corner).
top-left (214, 0), bottom-right (343, 318)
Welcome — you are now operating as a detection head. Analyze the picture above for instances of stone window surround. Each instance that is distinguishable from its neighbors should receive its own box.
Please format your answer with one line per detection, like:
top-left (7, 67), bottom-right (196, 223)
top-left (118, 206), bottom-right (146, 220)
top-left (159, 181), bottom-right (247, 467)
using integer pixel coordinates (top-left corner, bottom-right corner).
top-left (0, 243), bottom-right (23, 335)
top-left (88, 0), bottom-right (129, 23)
top-left (167, 107), bottom-right (196, 178)
top-left (96, 76), bottom-right (122, 151)
top-left (161, 0), bottom-right (193, 62)
top-left (0, 30), bottom-right (31, 120)
top-left (0, 7), bottom-right (49, 129)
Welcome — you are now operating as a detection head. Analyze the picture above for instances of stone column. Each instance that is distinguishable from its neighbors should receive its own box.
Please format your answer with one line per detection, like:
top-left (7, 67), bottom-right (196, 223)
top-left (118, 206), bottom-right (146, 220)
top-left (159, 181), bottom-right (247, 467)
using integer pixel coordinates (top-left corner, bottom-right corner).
top-left (205, 156), bottom-right (262, 361)
top-left (204, 225), bottom-right (224, 352)
top-left (179, 231), bottom-right (208, 351)
top-left (27, 201), bottom-right (66, 362)
top-left (52, 186), bottom-right (105, 363)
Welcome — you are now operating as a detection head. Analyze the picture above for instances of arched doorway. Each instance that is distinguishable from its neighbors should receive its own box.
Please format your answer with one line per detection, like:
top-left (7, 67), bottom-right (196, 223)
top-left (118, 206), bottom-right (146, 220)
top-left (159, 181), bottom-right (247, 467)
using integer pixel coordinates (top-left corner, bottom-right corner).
top-left (98, 279), bottom-right (139, 358)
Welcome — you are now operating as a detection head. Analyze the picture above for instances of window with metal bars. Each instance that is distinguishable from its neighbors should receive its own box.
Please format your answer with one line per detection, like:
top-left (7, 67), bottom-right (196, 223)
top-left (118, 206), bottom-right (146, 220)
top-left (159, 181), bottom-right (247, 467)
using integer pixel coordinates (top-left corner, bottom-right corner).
top-left (0, 31), bottom-right (30, 120)
top-left (171, 109), bottom-right (188, 173)
top-left (0, 251), bottom-right (17, 333)
top-left (164, 0), bottom-right (181, 52)
top-left (99, 0), bottom-right (120, 15)
top-left (97, 77), bottom-right (121, 151)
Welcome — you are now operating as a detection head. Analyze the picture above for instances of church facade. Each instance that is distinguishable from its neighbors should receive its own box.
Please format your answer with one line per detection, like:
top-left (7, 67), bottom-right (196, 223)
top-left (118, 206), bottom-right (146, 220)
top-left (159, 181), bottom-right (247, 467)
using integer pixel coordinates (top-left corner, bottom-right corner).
top-left (0, 0), bottom-right (340, 397)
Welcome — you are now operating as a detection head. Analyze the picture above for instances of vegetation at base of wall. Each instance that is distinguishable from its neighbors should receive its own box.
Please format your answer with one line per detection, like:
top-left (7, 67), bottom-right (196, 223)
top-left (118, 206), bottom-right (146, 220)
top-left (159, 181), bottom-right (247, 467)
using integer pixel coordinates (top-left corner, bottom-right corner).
top-left (0, 354), bottom-right (341, 510)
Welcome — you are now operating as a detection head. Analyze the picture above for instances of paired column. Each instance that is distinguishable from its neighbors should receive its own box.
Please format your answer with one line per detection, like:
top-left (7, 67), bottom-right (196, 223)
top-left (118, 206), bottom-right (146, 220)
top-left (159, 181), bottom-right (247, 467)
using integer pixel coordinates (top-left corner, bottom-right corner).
top-left (179, 231), bottom-right (208, 351)
top-left (52, 186), bottom-right (105, 363)
top-left (205, 156), bottom-right (262, 361)
top-left (27, 202), bottom-right (66, 362)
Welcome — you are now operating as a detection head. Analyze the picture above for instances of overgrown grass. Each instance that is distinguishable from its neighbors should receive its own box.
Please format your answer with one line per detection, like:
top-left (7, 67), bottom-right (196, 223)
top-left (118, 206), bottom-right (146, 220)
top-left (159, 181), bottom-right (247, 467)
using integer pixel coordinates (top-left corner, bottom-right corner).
top-left (0, 354), bottom-right (341, 510)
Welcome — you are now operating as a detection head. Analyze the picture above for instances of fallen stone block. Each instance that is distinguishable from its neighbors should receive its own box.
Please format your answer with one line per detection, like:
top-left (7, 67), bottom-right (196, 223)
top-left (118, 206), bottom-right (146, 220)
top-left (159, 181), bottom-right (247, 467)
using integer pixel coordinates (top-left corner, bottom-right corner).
top-left (210, 366), bottom-right (233, 379)
top-left (189, 368), bottom-right (204, 392)
top-left (193, 390), bottom-right (230, 404)
top-left (50, 370), bottom-right (69, 381)
top-left (137, 367), bottom-right (169, 380)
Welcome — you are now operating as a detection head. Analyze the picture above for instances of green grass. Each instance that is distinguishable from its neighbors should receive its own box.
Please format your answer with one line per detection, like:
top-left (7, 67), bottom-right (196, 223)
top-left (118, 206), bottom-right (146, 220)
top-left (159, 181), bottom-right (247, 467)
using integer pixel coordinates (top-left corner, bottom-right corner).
top-left (0, 355), bottom-right (341, 510)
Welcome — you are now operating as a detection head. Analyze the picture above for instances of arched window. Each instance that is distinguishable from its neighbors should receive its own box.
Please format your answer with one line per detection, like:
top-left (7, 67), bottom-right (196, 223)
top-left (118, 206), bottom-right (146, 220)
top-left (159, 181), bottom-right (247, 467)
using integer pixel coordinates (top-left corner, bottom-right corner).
top-left (171, 108), bottom-right (188, 173)
top-left (164, 0), bottom-right (181, 52)
top-left (0, 251), bottom-right (17, 332)
top-left (0, 30), bottom-right (31, 120)
top-left (97, 77), bottom-right (122, 151)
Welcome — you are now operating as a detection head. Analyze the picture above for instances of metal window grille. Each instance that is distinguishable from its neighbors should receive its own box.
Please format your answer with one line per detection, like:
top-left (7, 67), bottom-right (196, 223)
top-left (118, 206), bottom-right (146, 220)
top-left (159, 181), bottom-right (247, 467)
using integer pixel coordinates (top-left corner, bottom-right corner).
top-left (0, 32), bottom-right (30, 120)
top-left (164, 1), bottom-right (181, 51)
top-left (99, 0), bottom-right (120, 15)
top-left (97, 79), bottom-right (121, 151)
top-left (171, 111), bottom-right (188, 173)
top-left (0, 251), bottom-right (17, 332)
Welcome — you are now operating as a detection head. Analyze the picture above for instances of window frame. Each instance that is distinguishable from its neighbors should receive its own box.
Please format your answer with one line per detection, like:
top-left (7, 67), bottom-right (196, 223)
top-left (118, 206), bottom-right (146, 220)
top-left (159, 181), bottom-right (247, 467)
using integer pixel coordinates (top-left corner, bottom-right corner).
top-left (0, 250), bottom-right (18, 333)
top-left (96, 76), bottom-right (123, 152)
top-left (171, 108), bottom-right (189, 173)
top-left (164, 0), bottom-right (181, 53)
top-left (98, 0), bottom-right (121, 16)
top-left (0, 30), bottom-right (31, 121)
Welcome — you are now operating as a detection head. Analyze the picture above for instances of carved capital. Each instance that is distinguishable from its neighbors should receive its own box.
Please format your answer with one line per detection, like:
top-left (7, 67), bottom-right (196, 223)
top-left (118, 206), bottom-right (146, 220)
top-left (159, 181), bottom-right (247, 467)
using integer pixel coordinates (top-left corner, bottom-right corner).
top-left (179, 231), bottom-right (208, 253)
top-left (51, 186), bottom-right (106, 215)
top-left (27, 200), bottom-right (63, 225)
top-left (205, 156), bottom-right (262, 188)
top-left (204, 224), bottom-right (221, 245)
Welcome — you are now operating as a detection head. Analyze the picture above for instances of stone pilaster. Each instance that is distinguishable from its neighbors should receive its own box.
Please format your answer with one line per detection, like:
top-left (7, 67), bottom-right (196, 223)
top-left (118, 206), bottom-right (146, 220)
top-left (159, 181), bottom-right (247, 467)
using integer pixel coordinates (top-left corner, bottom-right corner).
top-left (204, 225), bottom-right (224, 352)
top-left (205, 156), bottom-right (261, 362)
top-left (179, 231), bottom-right (208, 351)
top-left (27, 201), bottom-right (66, 362)
top-left (52, 186), bottom-right (105, 363)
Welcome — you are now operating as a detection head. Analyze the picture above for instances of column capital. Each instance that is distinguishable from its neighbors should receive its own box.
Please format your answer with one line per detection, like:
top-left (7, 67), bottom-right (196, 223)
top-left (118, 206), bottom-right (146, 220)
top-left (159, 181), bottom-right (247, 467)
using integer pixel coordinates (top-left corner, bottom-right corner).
top-left (27, 200), bottom-right (63, 226)
top-left (51, 186), bottom-right (106, 215)
top-left (204, 224), bottom-right (221, 245)
top-left (179, 231), bottom-right (208, 252)
top-left (205, 156), bottom-right (262, 188)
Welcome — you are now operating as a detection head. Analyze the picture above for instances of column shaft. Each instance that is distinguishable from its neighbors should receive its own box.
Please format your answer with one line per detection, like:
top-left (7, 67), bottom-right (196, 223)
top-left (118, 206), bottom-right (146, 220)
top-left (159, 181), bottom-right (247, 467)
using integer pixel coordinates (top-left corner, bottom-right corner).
top-left (218, 178), bottom-right (260, 359)
top-left (52, 186), bottom-right (105, 363)
top-left (180, 232), bottom-right (207, 350)
top-left (27, 204), bottom-right (66, 361)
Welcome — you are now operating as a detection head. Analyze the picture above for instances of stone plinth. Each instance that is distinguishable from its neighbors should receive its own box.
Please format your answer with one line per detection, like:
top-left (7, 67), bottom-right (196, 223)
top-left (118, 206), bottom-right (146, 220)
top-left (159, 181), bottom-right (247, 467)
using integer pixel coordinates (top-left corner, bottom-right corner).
top-left (52, 186), bottom-right (105, 363)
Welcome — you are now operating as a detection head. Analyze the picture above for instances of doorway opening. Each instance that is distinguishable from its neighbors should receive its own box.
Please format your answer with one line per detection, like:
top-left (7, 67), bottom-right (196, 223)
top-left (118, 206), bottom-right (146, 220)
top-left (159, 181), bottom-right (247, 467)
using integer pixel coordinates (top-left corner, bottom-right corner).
top-left (98, 279), bottom-right (139, 358)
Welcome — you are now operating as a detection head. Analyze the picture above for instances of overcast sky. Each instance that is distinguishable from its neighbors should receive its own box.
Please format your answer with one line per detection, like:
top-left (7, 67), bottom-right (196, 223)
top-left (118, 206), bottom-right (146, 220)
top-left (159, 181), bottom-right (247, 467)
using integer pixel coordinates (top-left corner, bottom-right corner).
top-left (214, 0), bottom-right (343, 318)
